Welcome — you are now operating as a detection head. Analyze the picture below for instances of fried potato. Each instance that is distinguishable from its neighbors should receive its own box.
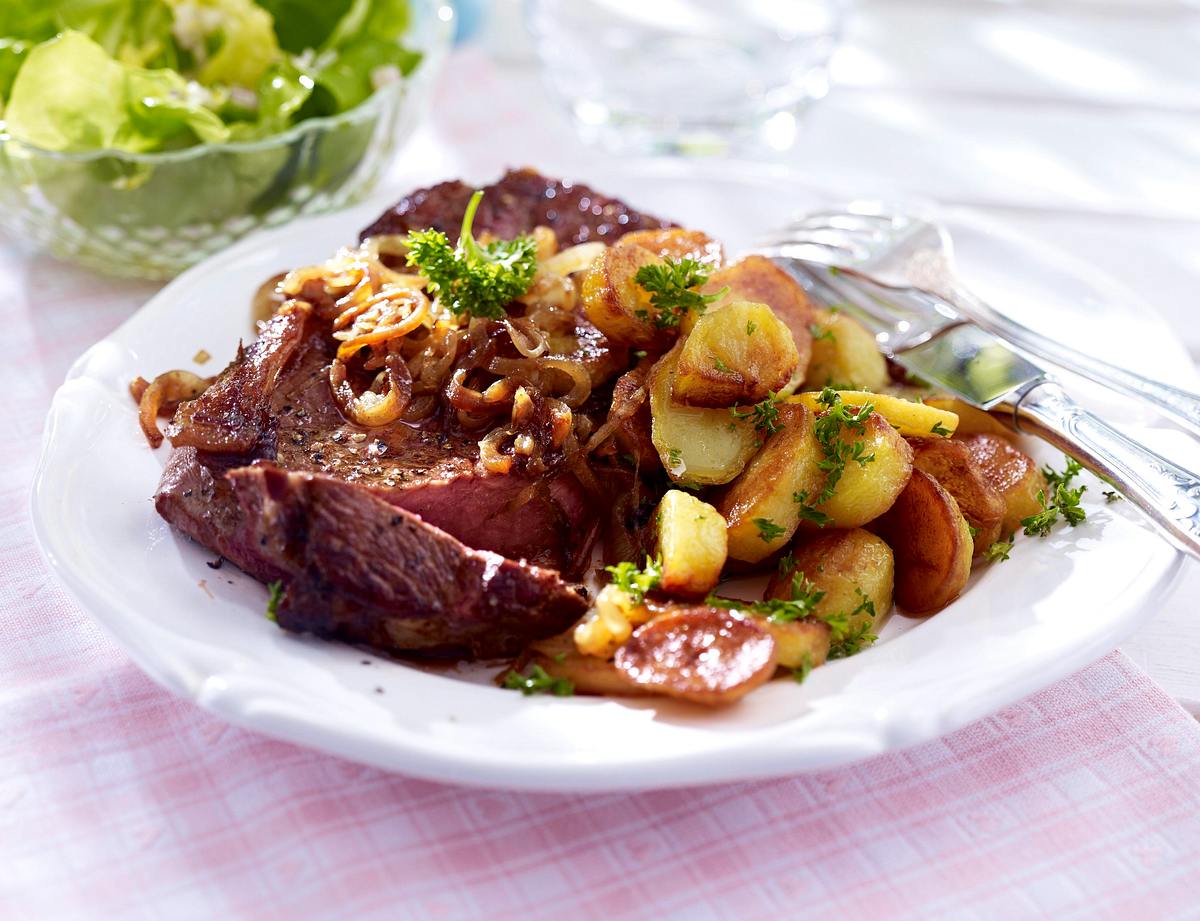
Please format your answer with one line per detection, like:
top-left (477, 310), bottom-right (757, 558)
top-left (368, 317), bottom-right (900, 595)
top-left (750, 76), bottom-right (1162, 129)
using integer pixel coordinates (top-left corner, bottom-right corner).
top-left (619, 228), bottom-right (724, 266)
top-left (767, 529), bottom-right (894, 633)
top-left (956, 433), bottom-right (1048, 536)
top-left (872, 469), bottom-right (973, 615)
top-left (763, 618), bottom-right (832, 670)
top-left (673, 300), bottom-right (798, 407)
top-left (691, 256), bottom-right (815, 388)
top-left (574, 583), bottom-right (652, 658)
top-left (580, 239), bottom-right (668, 349)
top-left (614, 606), bottom-right (778, 706)
top-left (654, 490), bottom-right (727, 598)
top-left (717, 404), bottom-right (826, 563)
top-left (803, 308), bottom-right (889, 392)
top-left (527, 632), bottom-right (644, 697)
top-left (793, 389), bottom-right (958, 439)
top-left (649, 341), bottom-right (760, 485)
top-left (924, 396), bottom-right (1011, 437)
top-left (909, 438), bottom-right (1005, 556)
top-left (809, 412), bottom-right (914, 529)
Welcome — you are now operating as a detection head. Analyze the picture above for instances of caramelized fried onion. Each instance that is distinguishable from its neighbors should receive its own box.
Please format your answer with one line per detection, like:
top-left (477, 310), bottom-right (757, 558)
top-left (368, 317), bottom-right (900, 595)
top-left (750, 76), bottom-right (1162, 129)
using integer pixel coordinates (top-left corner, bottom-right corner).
top-left (133, 370), bottom-right (214, 448)
top-left (329, 347), bottom-right (412, 427)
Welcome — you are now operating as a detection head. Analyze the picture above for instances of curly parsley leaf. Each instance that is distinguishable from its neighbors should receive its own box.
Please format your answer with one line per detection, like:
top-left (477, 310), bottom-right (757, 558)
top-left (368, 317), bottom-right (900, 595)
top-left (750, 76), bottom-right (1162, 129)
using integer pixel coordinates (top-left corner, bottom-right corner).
top-left (502, 665), bottom-right (574, 697)
top-left (633, 256), bottom-right (726, 328)
top-left (730, 391), bottom-right (784, 435)
top-left (265, 580), bottom-right (283, 622)
top-left (754, 517), bottom-right (788, 543)
top-left (810, 322), bottom-right (836, 343)
top-left (985, 540), bottom-right (1013, 563)
top-left (1103, 489), bottom-right (1123, 503)
top-left (809, 387), bottom-right (875, 505)
top-left (792, 490), bottom-right (833, 528)
top-left (930, 421), bottom-right (953, 437)
top-left (708, 573), bottom-right (826, 624)
top-left (405, 190), bottom-right (538, 320)
top-left (1022, 458), bottom-right (1088, 537)
top-left (605, 556), bottom-right (663, 605)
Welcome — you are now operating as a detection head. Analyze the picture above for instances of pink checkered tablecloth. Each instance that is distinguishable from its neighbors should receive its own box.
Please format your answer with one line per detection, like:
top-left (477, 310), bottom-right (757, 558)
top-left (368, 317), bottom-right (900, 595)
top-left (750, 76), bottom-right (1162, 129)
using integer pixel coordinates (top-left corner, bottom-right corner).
top-left (5, 212), bottom-right (1200, 921)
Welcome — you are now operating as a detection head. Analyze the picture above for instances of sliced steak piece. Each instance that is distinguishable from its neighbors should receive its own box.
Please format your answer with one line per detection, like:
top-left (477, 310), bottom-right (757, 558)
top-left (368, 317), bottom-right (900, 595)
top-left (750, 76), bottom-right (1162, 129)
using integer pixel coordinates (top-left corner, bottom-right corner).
top-left (229, 464), bottom-right (587, 657)
top-left (359, 167), bottom-right (674, 247)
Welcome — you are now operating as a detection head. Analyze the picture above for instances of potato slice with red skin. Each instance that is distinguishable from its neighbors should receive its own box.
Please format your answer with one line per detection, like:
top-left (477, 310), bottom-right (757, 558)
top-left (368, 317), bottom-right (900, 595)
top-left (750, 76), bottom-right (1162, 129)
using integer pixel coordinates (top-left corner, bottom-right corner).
top-left (614, 606), bottom-right (778, 706)
top-left (872, 469), bottom-right (973, 615)
top-left (955, 433), bottom-right (1048, 536)
top-left (693, 255), bottom-right (814, 386)
top-left (909, 437), bottom-right (1005, 556)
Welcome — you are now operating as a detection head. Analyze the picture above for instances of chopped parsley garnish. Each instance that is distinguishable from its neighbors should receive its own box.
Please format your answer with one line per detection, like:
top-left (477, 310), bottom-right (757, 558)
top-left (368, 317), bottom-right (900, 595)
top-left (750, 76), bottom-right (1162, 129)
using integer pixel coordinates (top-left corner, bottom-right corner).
top-left (502, 665), bottom-right (574, 697)
top-left (1021, 456), bottom-right (1087, 537)
top-left (810, 387), bottom-right (875, 505)
top-left (746, 320), bottom-right (757, 336)
top-left (405, 190), bottom-right (538, 320)
top-left (810, 322), bottom-right (836, 343)
top-left (1104, 490), bottom-right (1123, 503)
top-left (792, 490), bottom-right (833, 527)
top-left (713, 356), bottom-right (733, 373)
top-left (730, 391), bottom-right (784, 435)
top-left (967, 523), bottom-right (979, 538)
top-left (708, 573), bottom-right (825, 624)
top-left (667, 447), bottom-right (682, 469)
top-left (605, 556), bottom-right (663, 605)
top-left (754, 517), bottom-right (788, 543)
top-left (930, 421), bottom-right (953, 437)
top-left (985, 540), bottom-right (1013, 563)
top-left (265, 580), bottom-right (283, 622)
top-left (633, 256), bottom-right (727, 328)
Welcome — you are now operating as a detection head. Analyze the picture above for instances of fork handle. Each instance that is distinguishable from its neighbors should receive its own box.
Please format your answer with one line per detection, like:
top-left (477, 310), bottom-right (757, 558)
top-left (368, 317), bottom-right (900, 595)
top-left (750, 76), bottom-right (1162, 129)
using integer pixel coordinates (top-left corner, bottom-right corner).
top-left (1012, 381), bottom-right (1200, 560)
top-left (951, 284), bottom-right (1200, 438)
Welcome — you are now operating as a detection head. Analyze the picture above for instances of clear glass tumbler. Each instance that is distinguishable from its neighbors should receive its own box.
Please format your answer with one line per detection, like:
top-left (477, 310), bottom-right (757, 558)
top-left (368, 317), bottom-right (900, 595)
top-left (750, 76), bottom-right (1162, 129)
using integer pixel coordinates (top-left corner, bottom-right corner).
top-left (527, 0), bottom-right (844, 156)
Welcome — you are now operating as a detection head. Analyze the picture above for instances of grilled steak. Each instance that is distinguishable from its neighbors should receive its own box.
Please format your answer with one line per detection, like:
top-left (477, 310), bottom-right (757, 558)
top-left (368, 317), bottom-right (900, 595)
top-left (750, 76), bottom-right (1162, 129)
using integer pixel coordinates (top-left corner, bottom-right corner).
top-left (359, 167), bottom-right (674, 247)
top-left (155, 170), bottom-right (668, 656)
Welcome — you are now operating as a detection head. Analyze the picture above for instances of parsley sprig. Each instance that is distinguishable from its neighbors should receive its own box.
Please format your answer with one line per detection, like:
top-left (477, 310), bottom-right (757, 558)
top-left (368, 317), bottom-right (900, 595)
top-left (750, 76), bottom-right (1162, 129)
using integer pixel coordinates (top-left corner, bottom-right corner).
top-left (605, 556), bottom-right (663, 604)
top-left (1021, 456), bottom-right (1087, 537)
top-left (754, 518), bottom-right (788, 543)
top-left (730, 391), bottom-right (784, 435)
top-left (633, 257), bottom-right (727, 328)
top-left (265, 580), bottom-right (283, 622)
top-left (707, 573), bottom-right (826, 623)
top-left (405, 190), bottom-right (538, 320)
top-left (502, 665), bottom-right (574, 697)
top-left (813, 388), bottom-right (875, 502)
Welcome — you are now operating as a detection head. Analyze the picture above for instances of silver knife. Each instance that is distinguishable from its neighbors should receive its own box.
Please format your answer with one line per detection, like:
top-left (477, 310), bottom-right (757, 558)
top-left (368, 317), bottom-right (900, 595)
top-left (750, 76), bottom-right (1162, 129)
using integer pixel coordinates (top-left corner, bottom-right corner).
top-left (785, 260), bottom-right (1200, 561)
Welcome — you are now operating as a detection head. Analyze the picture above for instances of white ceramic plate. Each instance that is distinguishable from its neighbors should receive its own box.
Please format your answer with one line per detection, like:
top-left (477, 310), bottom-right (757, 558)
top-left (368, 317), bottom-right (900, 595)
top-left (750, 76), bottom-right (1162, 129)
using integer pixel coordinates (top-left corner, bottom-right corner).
top-left (33, 163), bottom-right (1188, 792)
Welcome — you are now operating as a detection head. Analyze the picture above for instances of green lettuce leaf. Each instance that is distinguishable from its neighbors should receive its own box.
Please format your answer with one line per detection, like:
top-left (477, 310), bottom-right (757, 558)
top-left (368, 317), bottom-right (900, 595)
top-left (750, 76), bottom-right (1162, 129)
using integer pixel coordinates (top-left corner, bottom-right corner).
top-left (164, 0), bottom-right (280, 89)
top-left (5, 30), bottom-right (228, 152)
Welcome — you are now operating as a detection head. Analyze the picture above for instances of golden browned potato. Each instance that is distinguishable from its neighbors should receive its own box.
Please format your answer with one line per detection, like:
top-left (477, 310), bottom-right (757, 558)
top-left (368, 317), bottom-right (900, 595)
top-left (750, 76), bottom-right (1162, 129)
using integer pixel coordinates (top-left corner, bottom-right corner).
top-left (924, 396), bottom-right (1011, 436)
top-left (793, 389), bottom-right (958, 439)
top-left (808, 411), bottom-right (914, 529)
top-left (619, 227), bottom-right (724, 266)
top-left (692, 256), bottom-right (815, 387)
top-left (574, 583), bottom-right (655, 658)
top-left (803, 308), bottom-right (890, 392)
top-left (909, 438), bottom-right (1005, 556)
top-left (579, 239), bottom-right (668, 349)
top-left (527, 632), bottom-right (645, 697)
top-left (717, 404), bottom-right (826, 563)
top-left (649, 342), bottom-right (760, 485)
top-left (673, 301), bottom-right (799, 407)
top-left (614, 606), bottom-right (778, 706)
top-left (654, 490), bottom-right (727, 598)
top-left (872, 469), bottom-right (973, 615)
top-left (956, 433), bottom-right (1048, 536)
top-left (762, 618), bottom-right (832, 670)
top-left (766, 529), bottom-right (894, 633)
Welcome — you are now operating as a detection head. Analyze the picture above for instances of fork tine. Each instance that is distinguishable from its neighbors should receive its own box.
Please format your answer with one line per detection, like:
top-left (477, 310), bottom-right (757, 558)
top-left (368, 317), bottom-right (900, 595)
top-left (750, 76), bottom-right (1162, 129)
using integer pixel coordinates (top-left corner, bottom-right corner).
top-left (784, 263), bottom-right (895, 342)
top-left (753, 236), bottom-right (868, 264)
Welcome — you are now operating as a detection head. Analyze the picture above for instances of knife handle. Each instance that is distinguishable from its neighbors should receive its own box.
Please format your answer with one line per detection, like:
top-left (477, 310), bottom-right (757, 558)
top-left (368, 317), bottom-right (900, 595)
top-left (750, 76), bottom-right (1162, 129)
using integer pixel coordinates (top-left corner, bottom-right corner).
top-left (951, 284), bottom-right (1200, 439)
top-left (1013, 381), bottom-right (1200, 560)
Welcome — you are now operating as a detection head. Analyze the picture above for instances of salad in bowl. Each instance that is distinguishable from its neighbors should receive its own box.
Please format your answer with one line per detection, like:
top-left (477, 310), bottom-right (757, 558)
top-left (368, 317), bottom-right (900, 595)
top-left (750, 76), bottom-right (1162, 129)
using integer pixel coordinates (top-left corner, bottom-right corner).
top-left (0, 0), bottom-right (450, 279)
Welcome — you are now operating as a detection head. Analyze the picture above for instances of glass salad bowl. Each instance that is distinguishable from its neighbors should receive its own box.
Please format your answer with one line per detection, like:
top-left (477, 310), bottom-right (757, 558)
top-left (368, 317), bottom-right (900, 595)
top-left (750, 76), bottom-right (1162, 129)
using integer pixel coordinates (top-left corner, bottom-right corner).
top-left (0, 2), bottom-right (452, 281)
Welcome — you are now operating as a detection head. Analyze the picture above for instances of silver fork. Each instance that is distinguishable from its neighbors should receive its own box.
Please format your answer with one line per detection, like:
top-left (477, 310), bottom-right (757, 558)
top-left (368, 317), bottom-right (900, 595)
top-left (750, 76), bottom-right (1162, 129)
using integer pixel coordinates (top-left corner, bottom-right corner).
top-left (755, 207), bottom-right (1200, 438)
